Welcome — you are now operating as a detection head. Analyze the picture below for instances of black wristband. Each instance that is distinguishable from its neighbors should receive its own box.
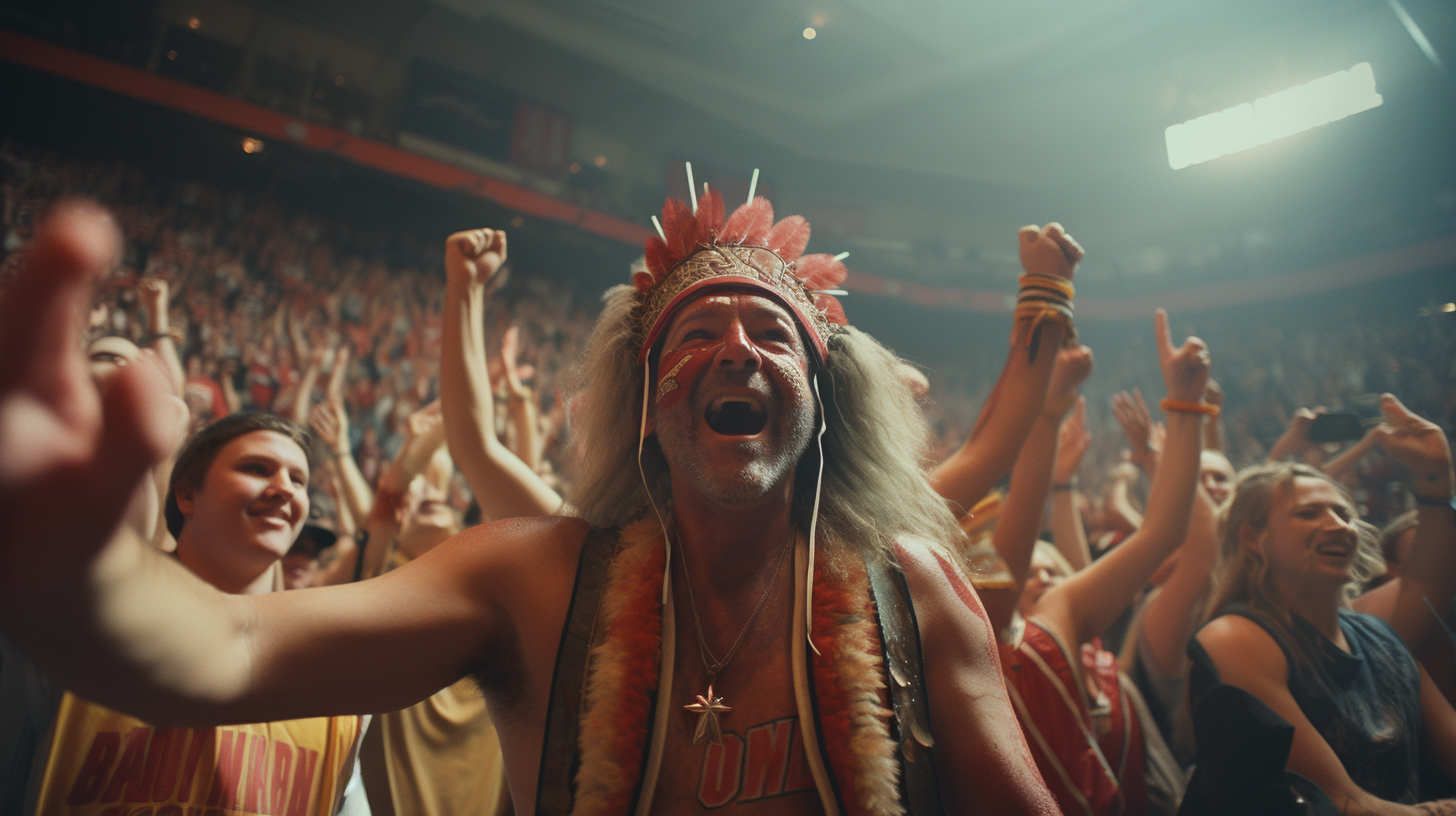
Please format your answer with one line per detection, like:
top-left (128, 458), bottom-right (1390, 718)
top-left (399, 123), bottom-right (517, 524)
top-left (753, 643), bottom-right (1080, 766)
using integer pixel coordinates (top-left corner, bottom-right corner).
top-left (1052, 480), bottom-right (1077, 491)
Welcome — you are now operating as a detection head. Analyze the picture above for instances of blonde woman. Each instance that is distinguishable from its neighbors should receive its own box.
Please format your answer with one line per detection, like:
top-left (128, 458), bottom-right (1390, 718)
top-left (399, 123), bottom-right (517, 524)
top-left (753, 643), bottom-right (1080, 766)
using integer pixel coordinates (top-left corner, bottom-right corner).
top-left (1193, 397), bottom-right (1456, 814)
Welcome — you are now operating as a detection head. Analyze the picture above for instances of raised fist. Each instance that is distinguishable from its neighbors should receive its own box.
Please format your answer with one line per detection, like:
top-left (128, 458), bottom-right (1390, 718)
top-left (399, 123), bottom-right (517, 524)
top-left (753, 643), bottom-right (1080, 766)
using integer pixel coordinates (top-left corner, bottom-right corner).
top-left (1017, 222), bottom-right (1084, 281)
top-left (445, 228), bottom-right (507, 290)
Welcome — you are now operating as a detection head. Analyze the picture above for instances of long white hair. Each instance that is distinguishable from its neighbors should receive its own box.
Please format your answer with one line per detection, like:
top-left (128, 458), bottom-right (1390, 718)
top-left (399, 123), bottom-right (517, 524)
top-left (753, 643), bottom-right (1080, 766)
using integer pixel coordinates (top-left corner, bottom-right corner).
top-left (566, 285), bottom-right (964, 565)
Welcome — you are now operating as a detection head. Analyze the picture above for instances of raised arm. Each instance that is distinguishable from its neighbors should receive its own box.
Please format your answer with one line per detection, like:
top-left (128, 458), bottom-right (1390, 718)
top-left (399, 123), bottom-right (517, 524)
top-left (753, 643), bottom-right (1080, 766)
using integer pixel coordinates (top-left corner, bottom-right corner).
top-left (139, 277), bottom-right (185, 397)
top-left (440, 229), bottom-right (562, 520)
top-left (289, 343), bottom-right (328, 426)
top-left (930, 223), bottom-right (1083, 514)
top-left (1377, 395), bottom-right (1456, 661)
top-left (309, 396), bottom-right (373, 528)
top-left (986, 345), bottom-right (1093, 635)
top-left (1050, 395), bottom-right (1093, 571)
top-left (1037, 310), bottom-right (1210, 647)
top-left (499, 326), bottom-right (545, 473)
top-left (1323, 426), bottom-right (1380, 483)
top-left (1138, 484), bottom-right (1219, 678)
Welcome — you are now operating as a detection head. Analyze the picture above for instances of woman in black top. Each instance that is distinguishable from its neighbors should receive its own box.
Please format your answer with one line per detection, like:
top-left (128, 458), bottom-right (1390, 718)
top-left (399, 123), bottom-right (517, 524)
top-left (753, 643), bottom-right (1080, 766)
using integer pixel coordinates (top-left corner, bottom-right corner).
top-left (1194, 397), bottom-right (1456, 815)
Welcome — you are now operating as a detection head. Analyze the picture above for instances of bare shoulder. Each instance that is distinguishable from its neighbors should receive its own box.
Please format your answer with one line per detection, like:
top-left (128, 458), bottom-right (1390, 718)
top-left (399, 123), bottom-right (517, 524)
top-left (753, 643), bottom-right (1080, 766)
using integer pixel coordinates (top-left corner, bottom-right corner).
top-left (891, 536), bottom-right (997, 651)
top-left (1195, 613), bottom-right (1289, 687)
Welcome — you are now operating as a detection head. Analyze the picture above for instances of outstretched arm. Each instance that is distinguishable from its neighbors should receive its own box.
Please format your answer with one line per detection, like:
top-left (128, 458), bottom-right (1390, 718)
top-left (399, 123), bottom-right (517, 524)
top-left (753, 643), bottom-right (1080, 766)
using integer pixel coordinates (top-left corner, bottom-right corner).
top-left (441, 229), bottom-right (562, 521)
top-left (931, 223), bottom-right (1083, 514)
top-left (1036, 310), bottom-right (1210, 647)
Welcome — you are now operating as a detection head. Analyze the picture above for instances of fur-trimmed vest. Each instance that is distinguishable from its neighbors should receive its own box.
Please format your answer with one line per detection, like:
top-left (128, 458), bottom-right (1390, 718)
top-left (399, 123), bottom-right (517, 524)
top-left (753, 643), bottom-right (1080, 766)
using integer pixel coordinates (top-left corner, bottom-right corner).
top-left (534, 519), bottom-right (943, 816)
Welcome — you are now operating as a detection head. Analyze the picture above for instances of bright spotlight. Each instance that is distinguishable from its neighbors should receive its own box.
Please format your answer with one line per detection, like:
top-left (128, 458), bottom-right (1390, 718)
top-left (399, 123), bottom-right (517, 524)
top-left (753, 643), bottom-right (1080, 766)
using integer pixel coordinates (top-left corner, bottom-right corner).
top-left (1165, 63), bottom-right (1383, 170)
top-left (1442, 302), bottom-right (1456, 313)
top-left (803, 27), bottom-right (817, 40)
top-left (242, 137), bottom-right (264, 154)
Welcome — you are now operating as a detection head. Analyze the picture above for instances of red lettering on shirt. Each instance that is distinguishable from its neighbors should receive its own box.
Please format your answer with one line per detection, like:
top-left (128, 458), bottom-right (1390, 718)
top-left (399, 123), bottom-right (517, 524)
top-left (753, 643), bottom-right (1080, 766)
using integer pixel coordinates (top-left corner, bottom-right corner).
top-left (269, 742), bottom-right (294, 815)
top-left (174, 729), bottom-right (212, 803)
top-left (101, 727), bottom-right (153, 803)
top-left (143, 728), bottom-right (186, 802)
top-left (740, 718), bottom-right (794, 801)
top-left (66, 731), bottom-right (121, 805)
top-left (204, 730), bottom-right (247, 808)
top-left (241, 733), bottom-right (270, 813)
top-left (284, 748), bottom-right (318, 816)
top-left (696, 733), bottom-right (744, 808)
top-left (694, 717), bottom-right (817, 808)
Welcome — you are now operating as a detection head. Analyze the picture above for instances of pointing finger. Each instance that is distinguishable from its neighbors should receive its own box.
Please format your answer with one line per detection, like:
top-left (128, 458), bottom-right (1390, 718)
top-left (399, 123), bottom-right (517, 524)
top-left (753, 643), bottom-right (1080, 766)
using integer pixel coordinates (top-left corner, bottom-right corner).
top-left (1154, 308), bottom-right (1173, 361)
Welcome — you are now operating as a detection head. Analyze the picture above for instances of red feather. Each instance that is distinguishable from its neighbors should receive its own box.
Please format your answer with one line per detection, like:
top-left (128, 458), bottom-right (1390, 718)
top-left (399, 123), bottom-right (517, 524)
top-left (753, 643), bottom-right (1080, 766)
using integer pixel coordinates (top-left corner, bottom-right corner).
top-left (694, 188), bottom-right (724, 246)
top-left (644, 237), bottom-right (673, 282)
top-left (765, 215), bottom-right (810, 262)
top-left (660, 197), bottom-right (695, 259)
top-left (721, 197), bottom-right (774, 246)
top-left (794, 254), bottom-right (847, 291)
top-left (817, 294), bottom-right (848, 326)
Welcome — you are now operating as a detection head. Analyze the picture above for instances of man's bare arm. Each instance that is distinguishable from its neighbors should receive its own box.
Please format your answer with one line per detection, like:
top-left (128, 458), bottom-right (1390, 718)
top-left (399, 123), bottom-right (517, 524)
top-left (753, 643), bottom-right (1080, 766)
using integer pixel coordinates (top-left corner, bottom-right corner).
top-left (441, 229), bottom-right (562, 521)
top-left (896, 540), bottom-right (1061, 816)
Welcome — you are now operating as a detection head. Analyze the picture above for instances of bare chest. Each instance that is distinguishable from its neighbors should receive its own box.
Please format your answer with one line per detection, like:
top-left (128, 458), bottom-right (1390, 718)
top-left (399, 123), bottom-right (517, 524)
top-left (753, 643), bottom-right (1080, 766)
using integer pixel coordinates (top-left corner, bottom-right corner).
top-left (651, 643), bottom-right (824, 815)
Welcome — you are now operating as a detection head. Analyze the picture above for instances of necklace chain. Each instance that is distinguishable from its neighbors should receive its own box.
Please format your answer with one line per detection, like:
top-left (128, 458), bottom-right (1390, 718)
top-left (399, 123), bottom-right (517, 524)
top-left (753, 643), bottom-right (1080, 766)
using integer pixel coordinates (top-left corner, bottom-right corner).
top-left (677, 530), bottom-right (794, 681)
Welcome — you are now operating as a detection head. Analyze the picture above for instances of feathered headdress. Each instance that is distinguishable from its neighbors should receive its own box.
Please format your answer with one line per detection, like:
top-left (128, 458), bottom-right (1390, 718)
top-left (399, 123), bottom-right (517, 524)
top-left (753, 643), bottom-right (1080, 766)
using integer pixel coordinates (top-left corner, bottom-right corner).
top-left (633, 183), bottom-right (848, 365)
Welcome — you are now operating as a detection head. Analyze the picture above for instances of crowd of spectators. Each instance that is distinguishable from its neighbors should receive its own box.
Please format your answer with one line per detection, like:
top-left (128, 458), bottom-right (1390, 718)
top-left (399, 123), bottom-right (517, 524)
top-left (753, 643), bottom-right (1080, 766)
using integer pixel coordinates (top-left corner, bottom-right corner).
top-left (5, 135), bottom-right (1456, 815)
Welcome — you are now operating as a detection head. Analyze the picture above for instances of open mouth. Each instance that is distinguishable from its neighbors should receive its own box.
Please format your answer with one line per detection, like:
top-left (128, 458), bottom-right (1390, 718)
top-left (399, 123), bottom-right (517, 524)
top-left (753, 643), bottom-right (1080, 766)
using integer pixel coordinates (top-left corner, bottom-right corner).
top-left (706, 396), bottom-right (768, 436)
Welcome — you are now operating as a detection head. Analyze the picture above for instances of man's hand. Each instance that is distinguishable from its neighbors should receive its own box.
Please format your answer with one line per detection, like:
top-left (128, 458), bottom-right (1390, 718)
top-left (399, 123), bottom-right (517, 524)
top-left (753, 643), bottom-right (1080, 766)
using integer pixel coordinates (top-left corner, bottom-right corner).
top-left (0, 203), bottom-right (179, 610)
top-left (1054, 396), bottom-right (1090, 485)
top-left (1154, 308), bottom-right (1210, 404)
top-left (445, 229), bottom-right (507, 291)
top-left (1373, 394), bottom-right (1453, 497)
top-left (1045, 344), bottom-right (1093, 416)
top-left (1017, 222), bottom-right (1084, 281)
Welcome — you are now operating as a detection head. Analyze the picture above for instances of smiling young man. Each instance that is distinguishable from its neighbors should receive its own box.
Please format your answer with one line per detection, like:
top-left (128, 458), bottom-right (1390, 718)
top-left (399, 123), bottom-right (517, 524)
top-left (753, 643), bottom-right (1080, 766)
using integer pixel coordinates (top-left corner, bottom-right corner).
top-left (3, 411), bottom-right (366, 815)
top-left (1, 198), bottom-right (1078, 815)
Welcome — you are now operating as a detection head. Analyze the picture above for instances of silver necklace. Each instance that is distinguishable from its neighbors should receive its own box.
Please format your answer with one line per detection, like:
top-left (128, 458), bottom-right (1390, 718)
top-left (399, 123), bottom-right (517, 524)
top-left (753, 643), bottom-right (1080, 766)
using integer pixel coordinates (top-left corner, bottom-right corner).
top-left (679, 531), bottom-right (794, 746)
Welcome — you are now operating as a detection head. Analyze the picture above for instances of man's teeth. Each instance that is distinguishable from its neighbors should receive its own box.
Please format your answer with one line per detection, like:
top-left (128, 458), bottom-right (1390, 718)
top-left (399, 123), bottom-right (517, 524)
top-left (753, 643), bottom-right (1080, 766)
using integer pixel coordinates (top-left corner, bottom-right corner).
top-left (709, 396), bottom-right (764, 413)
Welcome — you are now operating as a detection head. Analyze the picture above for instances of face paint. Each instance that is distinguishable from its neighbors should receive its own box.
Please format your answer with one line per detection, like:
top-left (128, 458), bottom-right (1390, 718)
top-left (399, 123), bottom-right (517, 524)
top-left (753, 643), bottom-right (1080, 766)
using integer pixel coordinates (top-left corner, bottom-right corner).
top-left (655, 342), bottom-right (719, 412)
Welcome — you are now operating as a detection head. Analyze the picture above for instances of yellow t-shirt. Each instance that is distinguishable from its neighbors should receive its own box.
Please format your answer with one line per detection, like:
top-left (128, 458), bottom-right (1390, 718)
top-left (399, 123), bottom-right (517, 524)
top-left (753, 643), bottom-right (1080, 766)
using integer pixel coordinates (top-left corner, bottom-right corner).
top-left (32, 692), bottom-right (361, 816)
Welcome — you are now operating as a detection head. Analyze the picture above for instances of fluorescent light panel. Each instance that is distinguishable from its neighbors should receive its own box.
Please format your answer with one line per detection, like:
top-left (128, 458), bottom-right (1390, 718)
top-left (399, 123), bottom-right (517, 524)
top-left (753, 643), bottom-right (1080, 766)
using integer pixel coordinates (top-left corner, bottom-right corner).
top-left (1165, 62), bottom-right (1383, 170)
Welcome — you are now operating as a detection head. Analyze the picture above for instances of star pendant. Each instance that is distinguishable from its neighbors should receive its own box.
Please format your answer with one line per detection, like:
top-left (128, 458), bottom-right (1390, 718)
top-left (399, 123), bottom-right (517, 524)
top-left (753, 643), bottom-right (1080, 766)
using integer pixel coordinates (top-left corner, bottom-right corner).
top-left (684, 685), bottom-right (733, 746)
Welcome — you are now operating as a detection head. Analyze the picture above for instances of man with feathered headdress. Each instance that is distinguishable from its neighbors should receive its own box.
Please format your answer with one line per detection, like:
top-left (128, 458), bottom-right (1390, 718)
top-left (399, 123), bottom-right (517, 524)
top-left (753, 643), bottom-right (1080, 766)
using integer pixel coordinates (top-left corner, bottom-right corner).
top-left (1, 194), bottom-right (1080, 814)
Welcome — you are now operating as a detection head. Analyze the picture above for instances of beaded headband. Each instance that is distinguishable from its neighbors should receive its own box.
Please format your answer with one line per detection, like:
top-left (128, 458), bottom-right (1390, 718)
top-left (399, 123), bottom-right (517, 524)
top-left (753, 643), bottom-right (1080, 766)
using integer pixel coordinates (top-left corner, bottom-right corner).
top-left (633, 171), bottom-right (848, 366)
